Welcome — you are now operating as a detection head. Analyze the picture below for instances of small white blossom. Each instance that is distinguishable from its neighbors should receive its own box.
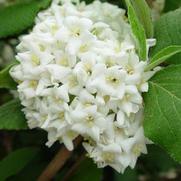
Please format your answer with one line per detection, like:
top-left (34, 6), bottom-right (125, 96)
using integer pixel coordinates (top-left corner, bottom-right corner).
top-left (10, 0), bottom-right (157, 173)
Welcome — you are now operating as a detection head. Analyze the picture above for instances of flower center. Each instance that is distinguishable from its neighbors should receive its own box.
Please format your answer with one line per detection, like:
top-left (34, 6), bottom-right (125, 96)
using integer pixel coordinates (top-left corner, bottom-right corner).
top-left (103, 95), bottom-right (110, 103)
top-left (51, 25), bottom-right (58, 34)
top-left (29, 80), bottom-right (38, 89)
top-left (84, 63), bottom-right (92, 75)
top-left (59, 57), bottom-right (69, 67)
top-left (59, 112), bottom-right (65, 120)
top-left (124, 94), bottom-right (131, 101)
top-left (67, 131), bottom-right (77, 139)
top-left (106, 76), bottom-right (120, 86)
top-left (84, 102), bottom-right (94, 107)
top-left (31, 54), bottom-right (40, 65)
top-left (86, 115), bottom-right (95, 127)
top-left (39, 44), bottom-right (46, 52)
top-left (102, 152), bottom-right (115, 163)
top-left (72, 27), bottom-right (81, 36)
top-left (132, 144), bottom-right (143, 156)
top-left (126, 65), bottom-right (134, 75)
top-left (80, 44), bottom-right (89, 53)
top-left (68, 75), bottom-right (78, 88)
top-left (105, 59), bottom-right (115, 68)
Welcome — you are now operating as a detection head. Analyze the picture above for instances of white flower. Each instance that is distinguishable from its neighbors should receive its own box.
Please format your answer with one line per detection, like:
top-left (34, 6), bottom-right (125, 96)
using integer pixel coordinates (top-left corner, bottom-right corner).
top-left (118, 85), bottom-right (142, 116)
top-left (88, 65), bottom-right (126, 99)
top-left (10, 0), bottom-right (157, 173)
top-left (83, 142), bottom-right (125, 173)
top-left (70, 104), bottom-right (107, 141)
top-left (120, 127), bottom-right (147, 168)
top-left (65, 16), bottom-right (93, 36)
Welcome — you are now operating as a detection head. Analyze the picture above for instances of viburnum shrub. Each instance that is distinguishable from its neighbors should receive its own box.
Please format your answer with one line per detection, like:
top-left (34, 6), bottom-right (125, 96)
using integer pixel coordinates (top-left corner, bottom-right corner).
top-left (0, 0), bottom-right (181, 180)
top-left (10, 0), bottom-right (158, 172)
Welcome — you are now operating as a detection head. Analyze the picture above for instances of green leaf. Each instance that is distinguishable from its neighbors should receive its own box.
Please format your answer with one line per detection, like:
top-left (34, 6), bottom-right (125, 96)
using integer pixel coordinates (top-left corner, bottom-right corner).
top-left (164, 0), bottom-right (181, 12)
top-left (141, 145), bottom-right (179, 174)
top-left (151, 9), bottom-right (181, 64)
top-left (0, 99), bottom-right (28, 130)
top-left (146, 45), bottom-right (181, 71)
top-left (130, 0), bottom-right (153, 38)
top-left (0, 147), bottom-right (39, 181)
top-left (115, 168), bottom-right (138, 181)
top-left (68, 159), bottom-right (102, 181)
top-left (0, 0), bottom-right (51, 38)
top-left (126, 0), bottom-right (147, 60)
top-left (0, 63), bottom-right (17, 89)
top-left (144, 65), bottom-right (181, 162)
top-left (7, 149), bottom-right (48, 181)
top-left (37, 0), bottom-right (52, 9)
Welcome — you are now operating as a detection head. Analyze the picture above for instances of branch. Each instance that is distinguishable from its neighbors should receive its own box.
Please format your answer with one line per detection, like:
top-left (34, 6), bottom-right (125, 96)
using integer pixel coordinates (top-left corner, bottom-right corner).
top-left (62, 154), bottom-right (85, 181)
top-left (2, 131), bottom-right (13, 153)
top-left (38, 137), bottom-right (82, 181)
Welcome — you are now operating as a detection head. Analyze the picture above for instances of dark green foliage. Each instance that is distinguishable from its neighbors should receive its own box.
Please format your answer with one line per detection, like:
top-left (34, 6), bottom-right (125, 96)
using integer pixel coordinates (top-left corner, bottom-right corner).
top-left (144, 65), bottom-right (181, 162)
top-left (0, 0), bottom-right (51, 38)
top-left (0, 99), bottom-right (28, 130)
top-left (130, 0), bottom-right (153, 38)
top-left (0, 147), bottom-right (39, 181)
top-left (164, 0), bottom-right (181, 12)
top-left (126, 0), bottom-right (147, 60)
top-left (151, 9), bottom-right (181, 64)
top-left (0, 63), bottom-right (17, 89)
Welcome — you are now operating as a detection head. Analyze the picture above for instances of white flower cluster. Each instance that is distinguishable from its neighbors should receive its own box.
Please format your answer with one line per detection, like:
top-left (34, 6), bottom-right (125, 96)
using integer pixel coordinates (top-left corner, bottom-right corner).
top-left (10, 0), bottom-right (156, 173)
